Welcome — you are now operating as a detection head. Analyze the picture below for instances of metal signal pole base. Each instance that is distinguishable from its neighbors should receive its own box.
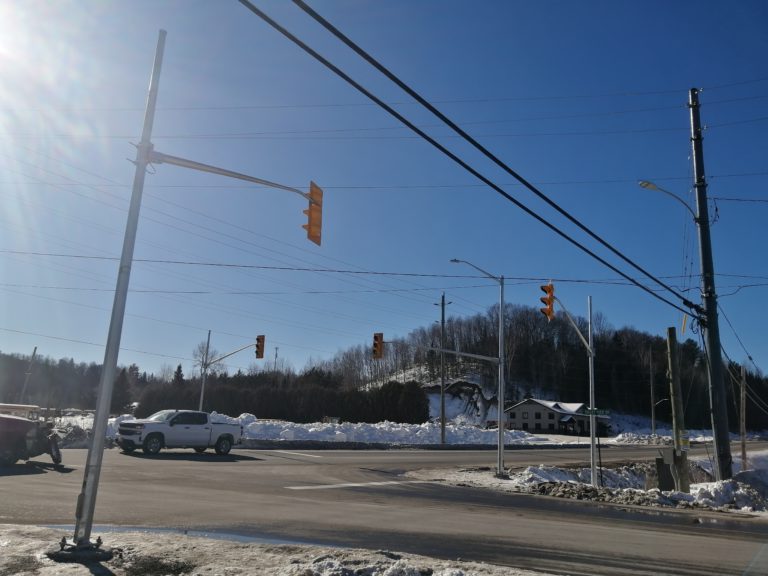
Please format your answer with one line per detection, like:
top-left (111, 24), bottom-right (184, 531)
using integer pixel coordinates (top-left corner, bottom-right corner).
top-left (46, 536), bottom-right (113, 563)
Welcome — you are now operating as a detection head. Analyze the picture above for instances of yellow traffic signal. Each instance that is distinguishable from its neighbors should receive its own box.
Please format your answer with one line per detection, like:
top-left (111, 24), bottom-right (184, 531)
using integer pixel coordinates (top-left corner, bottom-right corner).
top-left (255, 335), bottom-right (265, 359)
top-left (540, 283), bottom-right (555, 321)
top-left (303, 181), bottom-right (323, 246)
top-left (372, 332), bottom-right (384, 359)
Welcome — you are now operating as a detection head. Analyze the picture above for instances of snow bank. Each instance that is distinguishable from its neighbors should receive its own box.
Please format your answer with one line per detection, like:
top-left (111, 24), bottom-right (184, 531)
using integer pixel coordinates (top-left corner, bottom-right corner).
top-left (243, 418), bottom-right (541, 445)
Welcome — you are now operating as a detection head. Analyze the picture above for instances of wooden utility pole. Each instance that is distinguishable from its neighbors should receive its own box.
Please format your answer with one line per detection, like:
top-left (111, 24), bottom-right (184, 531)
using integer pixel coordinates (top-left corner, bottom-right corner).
top-left (666, 327), bottom-right (690, 492)
top-left (438, 293), bottom-right (448, 444)
top-left (741, 365), bottom-right (748, 472)
top-left (689, 88), bottom-right (732, 480)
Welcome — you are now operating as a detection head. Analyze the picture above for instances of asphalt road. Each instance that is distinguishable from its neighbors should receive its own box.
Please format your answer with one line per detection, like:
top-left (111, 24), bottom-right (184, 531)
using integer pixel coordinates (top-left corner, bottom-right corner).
top-left (2, 443), bottom-right (768, 575)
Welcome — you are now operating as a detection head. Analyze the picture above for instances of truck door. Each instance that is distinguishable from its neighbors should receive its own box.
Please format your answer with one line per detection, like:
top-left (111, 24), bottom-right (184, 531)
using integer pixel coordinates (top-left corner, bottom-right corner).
top-left (167, 412), bottom-right (211, 447)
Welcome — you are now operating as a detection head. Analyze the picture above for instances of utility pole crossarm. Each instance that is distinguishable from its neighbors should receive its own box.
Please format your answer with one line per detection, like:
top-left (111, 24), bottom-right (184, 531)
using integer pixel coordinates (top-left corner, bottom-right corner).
top-left (148, 150), bottom-right (311, 201)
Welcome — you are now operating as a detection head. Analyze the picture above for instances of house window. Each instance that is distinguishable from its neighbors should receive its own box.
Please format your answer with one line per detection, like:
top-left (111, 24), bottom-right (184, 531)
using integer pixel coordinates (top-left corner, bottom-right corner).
top-left (548, 412), bottom-right (554, 420)
top-left (522, 411), bottom-right (528, 419)
top-left (548, 423), bottom-right (555, 431)
top-left (535, 412), bottom-right (542, 420)
top-left (535, 422), bottom-right (541, 431)
top-left (510, 412), bottom-right (516, 419)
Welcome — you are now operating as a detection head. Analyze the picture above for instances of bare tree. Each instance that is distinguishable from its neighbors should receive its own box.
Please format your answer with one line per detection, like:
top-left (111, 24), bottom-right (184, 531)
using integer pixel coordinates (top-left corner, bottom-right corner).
top-left (156, 363), bottom-right (175, 383)
top-left (193, 340), bottom-right (223, 376)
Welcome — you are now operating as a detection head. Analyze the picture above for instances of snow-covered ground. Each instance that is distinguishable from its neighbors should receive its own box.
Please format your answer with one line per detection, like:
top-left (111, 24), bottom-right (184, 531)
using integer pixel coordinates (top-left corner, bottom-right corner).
top-left (31, 408), bottom-right (767, 575)
top-left (0, 524), bottom-right (555, 576)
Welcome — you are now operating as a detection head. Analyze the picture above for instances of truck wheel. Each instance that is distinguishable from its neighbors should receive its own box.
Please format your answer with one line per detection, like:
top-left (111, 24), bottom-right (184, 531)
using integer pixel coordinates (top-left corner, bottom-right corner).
top-left (214, 436), bottom-right (232, 456)
top-left (49, 435), bottom-right (62, 465)
top-left (142, 434), bottom-right (163, 455)
top-left (194, 447), bottom-right (207, 453)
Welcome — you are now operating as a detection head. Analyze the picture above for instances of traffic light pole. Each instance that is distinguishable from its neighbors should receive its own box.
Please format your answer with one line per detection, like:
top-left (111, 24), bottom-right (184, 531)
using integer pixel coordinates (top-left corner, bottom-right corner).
top-left (198, 330), bottom-right (212, 411)
top-left (200, 339), bottom-right (261, 410)
top-left (689, 88), bottom-right (732, 480)
top-left (66, 30), bottom-right (319, 556)
top-left (552, 295), bottom-right (598, 486)
top-left (71, 30), bottom-right (167, 553)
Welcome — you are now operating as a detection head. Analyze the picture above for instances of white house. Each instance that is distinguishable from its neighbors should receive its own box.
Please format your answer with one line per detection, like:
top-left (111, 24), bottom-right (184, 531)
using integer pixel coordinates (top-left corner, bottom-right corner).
top-left (504, 398), bottom-right (611, 435)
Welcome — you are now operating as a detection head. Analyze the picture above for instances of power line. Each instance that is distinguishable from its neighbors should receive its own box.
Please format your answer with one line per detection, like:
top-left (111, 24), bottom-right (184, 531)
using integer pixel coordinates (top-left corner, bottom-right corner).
top-left (7, 114), bottom-right (768, 141)
top-left (287, 0), bottom-right (706, 313)
top-left (718, 304), bottom-right (761, 373)
top-left (238, 0), bottom-right (696, 319)
top-left (7, 251), bottom-right (768, 289)
top-left (3, 77), bottom-right (765, 114)
top-left (0, 326), bottom-right (192, 362)
top-left (5, 170), bottom-right (767, 192)
top-left (290, 0), bottom-right (711, 316)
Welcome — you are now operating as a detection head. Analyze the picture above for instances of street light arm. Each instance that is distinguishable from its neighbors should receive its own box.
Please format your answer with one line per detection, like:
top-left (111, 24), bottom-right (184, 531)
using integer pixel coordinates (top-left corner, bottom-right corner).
top-left (638, 180), bottom-right (697, 221)
top-left (450, 259), bottom-right (500, 283)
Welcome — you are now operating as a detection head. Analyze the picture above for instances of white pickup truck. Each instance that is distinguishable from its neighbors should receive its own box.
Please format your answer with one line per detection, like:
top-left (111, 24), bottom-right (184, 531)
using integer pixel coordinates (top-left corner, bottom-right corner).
top-left (116, 410), bottom-right (242, 456)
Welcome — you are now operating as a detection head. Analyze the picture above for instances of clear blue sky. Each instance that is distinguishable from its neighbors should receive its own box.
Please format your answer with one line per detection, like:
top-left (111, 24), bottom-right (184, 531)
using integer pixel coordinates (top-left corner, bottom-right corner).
top-left (1, 0), bottom-right (766, 380)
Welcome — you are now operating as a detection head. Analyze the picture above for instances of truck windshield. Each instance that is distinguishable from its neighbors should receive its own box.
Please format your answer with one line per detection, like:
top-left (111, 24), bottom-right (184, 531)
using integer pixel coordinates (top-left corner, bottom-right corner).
top-left (146, 410), bottom-right (177, 422)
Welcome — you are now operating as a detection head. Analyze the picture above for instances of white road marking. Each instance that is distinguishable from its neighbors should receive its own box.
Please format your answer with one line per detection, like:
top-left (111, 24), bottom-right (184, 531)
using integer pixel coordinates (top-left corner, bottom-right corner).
top-left (285, 480), bottom-right (432, 490)
top-left (271, 450), bottom-right (323, 458)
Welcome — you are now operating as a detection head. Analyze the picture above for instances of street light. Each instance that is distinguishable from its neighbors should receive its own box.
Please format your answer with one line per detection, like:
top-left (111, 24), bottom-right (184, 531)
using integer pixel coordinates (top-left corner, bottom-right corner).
top-left (450, 259), bottom-right (506, 477)
top-left (639, 151), bottom-right (732, 479)
top-left (638, 180), bottom-right (697, 220)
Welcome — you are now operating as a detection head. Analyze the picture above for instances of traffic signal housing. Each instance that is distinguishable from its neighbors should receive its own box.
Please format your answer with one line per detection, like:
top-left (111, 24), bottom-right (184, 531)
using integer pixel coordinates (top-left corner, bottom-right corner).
top-left (540, 283), bottom-right (555, 321)
top-left (255, 335), bottom-right (265, 359)
top-left (372, 332), bottom-right (384, 359)
top-left (303, 181), bottom-right (323, 246)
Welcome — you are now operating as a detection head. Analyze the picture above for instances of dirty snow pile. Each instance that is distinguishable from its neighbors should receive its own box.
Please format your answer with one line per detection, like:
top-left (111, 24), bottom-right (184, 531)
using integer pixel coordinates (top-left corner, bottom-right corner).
top-left (0, 524), bottom-right (553, 576)
top-left (407, 451), bottom-right (768, 514)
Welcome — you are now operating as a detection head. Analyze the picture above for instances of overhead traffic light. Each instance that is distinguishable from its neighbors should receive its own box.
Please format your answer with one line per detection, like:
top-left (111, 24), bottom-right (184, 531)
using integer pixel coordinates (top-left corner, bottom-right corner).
top-left (539, 283), bottom-right (555, 321)
top-left (372, 332), bottom-right (384, 359)
top-left (255, 335), bottom-right (265, 359)
top-left (302, 181), bottom-right (323, 246)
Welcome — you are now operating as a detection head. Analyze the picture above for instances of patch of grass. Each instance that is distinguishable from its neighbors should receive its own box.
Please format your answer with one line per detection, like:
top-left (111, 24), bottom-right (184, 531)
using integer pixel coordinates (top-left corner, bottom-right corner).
top-left (124, 555), bottom-right (197, 576)
top-left (0, 555), bottom-right (44, 576)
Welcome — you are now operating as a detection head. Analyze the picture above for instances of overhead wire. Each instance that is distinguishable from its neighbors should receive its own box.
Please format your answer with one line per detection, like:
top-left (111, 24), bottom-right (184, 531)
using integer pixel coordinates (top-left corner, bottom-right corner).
top-left (6, 150), bottom-right (469, 323)
top-left (238, 0), bottom-right (696, 319)
top-left (0, 326), bottom-right (193, 363)
top-left (6, 250), bottom-right (768, 292)
top-left (3, 75), bottom-right (765, 114)
top-left (287, 0), bottom-right (710, 313)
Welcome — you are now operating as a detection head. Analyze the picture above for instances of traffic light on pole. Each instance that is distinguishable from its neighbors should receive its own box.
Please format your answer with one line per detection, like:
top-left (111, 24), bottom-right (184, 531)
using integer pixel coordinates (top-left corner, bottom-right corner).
top-left (302, 181), bottom-right (323, 246)
top-left (255, 335), bottom-right (265, 359)
top-left (539, 283), bottom-right (555, 321)
top-left (372, 332), bottom-right (384, 359)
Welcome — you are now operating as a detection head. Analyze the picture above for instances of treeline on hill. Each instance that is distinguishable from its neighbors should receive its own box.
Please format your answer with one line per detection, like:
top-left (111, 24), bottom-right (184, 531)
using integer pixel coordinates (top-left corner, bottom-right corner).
top-left (1, 301), bottom-right (766, 430)
top-left (134, 369), bottom-right (428, 423)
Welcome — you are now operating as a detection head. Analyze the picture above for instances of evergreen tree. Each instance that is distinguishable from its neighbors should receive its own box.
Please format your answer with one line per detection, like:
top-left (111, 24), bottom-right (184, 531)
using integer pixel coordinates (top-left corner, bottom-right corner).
top-left (111, 368), bottom-right (131, 414)
top-left (173, 364), bottom-right (185, 387)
